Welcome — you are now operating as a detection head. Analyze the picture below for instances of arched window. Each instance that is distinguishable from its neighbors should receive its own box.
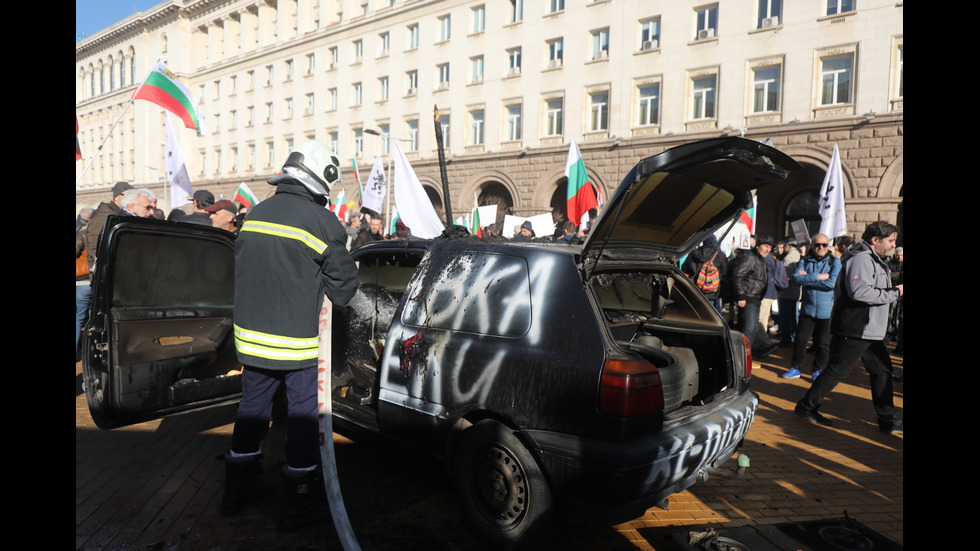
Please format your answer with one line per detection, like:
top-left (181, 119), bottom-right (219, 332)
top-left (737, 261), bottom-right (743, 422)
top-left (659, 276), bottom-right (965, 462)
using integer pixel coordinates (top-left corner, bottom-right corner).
top-left (477, 182), bottom-right (514, 226)
top-left (783, 189), bottom-right (821, 240)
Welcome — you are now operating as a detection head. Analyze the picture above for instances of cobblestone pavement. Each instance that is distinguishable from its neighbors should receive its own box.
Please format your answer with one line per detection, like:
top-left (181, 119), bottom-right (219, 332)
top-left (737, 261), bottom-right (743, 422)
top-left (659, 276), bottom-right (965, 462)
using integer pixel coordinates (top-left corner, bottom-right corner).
top-left (76, 343), bottom-right (903, 550)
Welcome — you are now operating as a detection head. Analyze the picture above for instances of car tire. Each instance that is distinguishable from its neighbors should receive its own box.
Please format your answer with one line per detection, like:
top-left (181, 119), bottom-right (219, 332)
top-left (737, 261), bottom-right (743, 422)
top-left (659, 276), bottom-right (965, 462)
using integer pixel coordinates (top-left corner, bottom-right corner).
top-left (452, 420), bottom-right (555, 549)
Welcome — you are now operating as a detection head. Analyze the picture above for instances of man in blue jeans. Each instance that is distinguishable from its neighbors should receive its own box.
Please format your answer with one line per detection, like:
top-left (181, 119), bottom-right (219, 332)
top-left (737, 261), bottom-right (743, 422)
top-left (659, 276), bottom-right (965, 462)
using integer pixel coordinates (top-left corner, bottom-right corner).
top-left (795, 221), bottom-right (904, 435)
top-left (731, 236), bottom-right (774, 349)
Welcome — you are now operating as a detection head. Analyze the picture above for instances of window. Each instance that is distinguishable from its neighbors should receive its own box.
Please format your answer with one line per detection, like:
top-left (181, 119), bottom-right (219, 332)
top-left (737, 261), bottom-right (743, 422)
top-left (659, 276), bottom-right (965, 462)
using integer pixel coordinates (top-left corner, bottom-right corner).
top-left (329, 88), bottom-right (338, 110)
top-left (230, 110), bottom-right (237, 128)
top-left (547, 38), bottom-right (563, 68)
top-left (353, 40), bottom-right (363, 63)
top-left (820, 55), bottom-right (853, 105)
top-left (438, 64), bottom-right (450, 89)
top-left (353, 82), bottom-right (363, 105)
top-left (695, 5), bottom-right (718, 40)
top-left (752, 66), bottom-right (780, 112)
top-left (110, 63), bottom-right (115, 91)
top-left (692, 76), bottom-right (716, 119)
top-left (471, 56), bottom-right (485, 83)
top-left (213, 113), bottom-right (221, 132)
top-left (266, 141), bottom-right (275, 167)
top-left (592, 29), bottom-right (609, 60)
top-left (550, 0), bottom-right (564, 13)
top-left (119, 58), bottom-right (125, 87)
top-left (826, 0), bottom-right (854, 16)
top-left (472, 5), bottom-right (485, 33)
top-left (130, 57), bottom-right (136, 85)
top-left (507, 48), bottom-right (522, 76)
top-left (199, 151), bottom-right (206, 174)
top-left (637, 84), bottom-right (660, 126)
top-left (379, 32), bottom-right (390, 57)
top-left (402, 254), bottom-right (531, 337)
top-left (757, 0), bottom-right (782, 28)
top-left (266, 65), bottom-right (274, 86)
top-left (506, 104), bottom-right (522, 141)
top-left (440, 115), bottom-right (450, 146)
top-left (230, 75), bottom-right (237, 94)
top-left (305, 93), bottom-right (315, 115)
top-left (379, 77), bottom-right (389, 101)
top-left (407, 23), bottom-right (419, 49)
top-left (329, 47), bottom-right (339, 69)
top-left (407, 70), bottom-right (418, 95)
top-left (439, 15), bottom-right (451, 41)
top-left (285, 97), bottom-right (294, 119)
top-left (896, 45), bottom-right (903, 98)
top-left (247, 70), bottom-right (255, 89)
top-left (306, 53), bottom-right (315, 74)
top-left (285, 59), bottom-right (294, 80)
top-left (247, 106), bottom-right (255, 126)
top-left (546, 98), bottom-right (563, 136)
top-left (407, 120), bottom-right (419, 151)
top-left (265, 102), bottom-right (273, 123)
top-left (353, 129), bottom-right (363, 157)
top-left (640, 18), bottom-right (660, 50)
top-left (470, 110), bottom-right (484, 145)
top-left (379, 124), bottom-right (391, 155)
top-left (509, 0), bottom-right (523, 23)
top-left (330, 132), bottom-right (339, 154)
top-left (231, 147), bottom-right (238, 171)
top-left (248, 144), bottom-right (256, 169)
top-left (590, 92), bottom-right (609, 131)
top-left (215, 149), bottom-right (221, 173)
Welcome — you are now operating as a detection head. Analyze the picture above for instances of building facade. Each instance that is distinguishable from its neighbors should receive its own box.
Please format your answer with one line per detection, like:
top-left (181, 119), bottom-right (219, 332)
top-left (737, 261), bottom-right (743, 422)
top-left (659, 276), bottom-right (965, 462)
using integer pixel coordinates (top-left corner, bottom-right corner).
top-left (76, 0), bottom-right (903, 242)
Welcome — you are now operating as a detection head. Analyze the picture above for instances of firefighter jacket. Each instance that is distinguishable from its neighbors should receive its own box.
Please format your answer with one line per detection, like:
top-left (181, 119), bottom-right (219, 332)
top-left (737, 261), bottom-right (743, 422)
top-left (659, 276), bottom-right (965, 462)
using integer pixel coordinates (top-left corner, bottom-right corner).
top-left (233, 180), bottom-right (359, 370)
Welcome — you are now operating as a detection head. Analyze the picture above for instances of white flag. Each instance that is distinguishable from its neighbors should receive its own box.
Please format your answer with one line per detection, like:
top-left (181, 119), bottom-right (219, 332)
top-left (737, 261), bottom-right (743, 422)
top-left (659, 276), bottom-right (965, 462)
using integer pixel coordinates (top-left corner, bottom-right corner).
top-left (818, 143), bottom-right (847, 238)
top-left (392, 141), bottom-right (445, 238)
top-left (165, 115), bottom-right (193, 212)
top-left (362, 154), bottom-right (387, 215)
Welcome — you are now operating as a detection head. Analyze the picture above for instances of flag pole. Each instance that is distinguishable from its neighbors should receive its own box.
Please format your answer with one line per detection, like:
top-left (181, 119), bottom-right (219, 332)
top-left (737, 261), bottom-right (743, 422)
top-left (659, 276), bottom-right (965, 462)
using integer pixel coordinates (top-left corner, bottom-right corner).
top-left (433, 105), bottom-right (453, 225)
top-left (75, 60), bottom-right (159, 186)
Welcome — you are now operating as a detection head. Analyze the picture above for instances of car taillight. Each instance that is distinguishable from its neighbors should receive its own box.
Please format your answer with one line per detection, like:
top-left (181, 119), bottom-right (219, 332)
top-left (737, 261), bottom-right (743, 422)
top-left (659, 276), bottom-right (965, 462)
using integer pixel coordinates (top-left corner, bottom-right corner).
top-left (742, 334), bottom-right (753, 378)
top-left (599, 358), bottom-right (664, 416)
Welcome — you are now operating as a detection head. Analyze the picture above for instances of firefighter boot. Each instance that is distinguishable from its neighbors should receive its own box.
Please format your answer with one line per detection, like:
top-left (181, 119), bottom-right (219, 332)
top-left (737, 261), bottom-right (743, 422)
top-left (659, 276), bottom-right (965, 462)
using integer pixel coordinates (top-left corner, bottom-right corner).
top-left (277, 465), bottom-right (329, 531)
top-left (220, 451), bottom-right (263, 516)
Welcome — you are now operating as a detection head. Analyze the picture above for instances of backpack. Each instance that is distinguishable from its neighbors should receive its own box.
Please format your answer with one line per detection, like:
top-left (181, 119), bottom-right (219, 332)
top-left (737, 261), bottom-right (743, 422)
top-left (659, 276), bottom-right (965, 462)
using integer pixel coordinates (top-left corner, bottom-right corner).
top-left (695, 252), bottom-right (721, 293)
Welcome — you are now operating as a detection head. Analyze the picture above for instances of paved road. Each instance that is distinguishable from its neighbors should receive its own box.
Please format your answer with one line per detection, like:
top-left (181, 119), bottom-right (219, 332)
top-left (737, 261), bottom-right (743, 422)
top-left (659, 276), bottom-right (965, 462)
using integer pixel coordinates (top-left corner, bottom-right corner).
top-left (76, 344), bottom-right (903, 550)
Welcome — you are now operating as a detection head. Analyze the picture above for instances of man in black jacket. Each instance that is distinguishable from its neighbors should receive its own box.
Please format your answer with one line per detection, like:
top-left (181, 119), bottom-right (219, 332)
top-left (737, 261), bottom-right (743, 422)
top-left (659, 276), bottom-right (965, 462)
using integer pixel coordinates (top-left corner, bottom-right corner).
top-left (222, 140), bottom-right (359, 530)
top-left (731, 235), bottom-right (774, 349)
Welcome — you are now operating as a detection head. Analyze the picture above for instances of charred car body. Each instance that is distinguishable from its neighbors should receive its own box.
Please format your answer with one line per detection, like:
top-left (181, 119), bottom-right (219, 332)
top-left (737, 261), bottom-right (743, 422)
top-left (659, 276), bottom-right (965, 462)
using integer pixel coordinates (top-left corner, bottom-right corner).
top-left (83, 137), bottom-right (801, 546)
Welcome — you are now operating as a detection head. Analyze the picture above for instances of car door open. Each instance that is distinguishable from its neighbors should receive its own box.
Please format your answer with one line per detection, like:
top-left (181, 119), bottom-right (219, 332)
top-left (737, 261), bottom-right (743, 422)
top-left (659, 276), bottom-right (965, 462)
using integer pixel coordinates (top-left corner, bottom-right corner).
top-left (82, 217), bottom-right (242, 429)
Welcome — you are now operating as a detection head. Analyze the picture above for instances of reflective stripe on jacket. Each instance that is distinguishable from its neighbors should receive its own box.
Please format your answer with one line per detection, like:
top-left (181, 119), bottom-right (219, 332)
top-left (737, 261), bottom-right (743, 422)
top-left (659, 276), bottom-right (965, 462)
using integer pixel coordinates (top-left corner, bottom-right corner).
top-left (234, 181), bottom-right (359, 370)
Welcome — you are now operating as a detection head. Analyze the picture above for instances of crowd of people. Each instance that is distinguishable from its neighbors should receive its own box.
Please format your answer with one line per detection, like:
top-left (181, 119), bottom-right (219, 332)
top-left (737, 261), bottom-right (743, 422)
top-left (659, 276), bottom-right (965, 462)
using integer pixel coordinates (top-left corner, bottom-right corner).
top-left (682, 222), bottom-right (904, 435)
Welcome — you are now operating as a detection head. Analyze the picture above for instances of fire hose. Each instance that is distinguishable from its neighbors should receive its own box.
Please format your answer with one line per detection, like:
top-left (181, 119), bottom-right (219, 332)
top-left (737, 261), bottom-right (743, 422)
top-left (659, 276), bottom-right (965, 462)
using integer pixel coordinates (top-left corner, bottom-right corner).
top-left (317, 296), bottom-right (361, 551)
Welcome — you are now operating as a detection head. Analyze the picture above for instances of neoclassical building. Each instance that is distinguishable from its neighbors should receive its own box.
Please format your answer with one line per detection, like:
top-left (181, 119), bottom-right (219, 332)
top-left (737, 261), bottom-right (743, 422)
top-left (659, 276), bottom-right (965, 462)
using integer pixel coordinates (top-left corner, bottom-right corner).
top-left (76, 0), bottom-right (903, 242)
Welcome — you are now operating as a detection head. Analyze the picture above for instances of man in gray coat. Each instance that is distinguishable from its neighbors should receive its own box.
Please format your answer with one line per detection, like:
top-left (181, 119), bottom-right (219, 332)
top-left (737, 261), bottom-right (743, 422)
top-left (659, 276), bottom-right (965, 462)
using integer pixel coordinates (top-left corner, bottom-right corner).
top-left (795, 221), bottom-right (904, 435)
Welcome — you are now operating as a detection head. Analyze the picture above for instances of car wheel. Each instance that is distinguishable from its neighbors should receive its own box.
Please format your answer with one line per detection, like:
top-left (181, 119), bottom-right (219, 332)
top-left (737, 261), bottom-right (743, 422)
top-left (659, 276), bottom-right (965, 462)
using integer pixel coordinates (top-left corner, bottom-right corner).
top-left (453, 420), bottom-right (555, 548)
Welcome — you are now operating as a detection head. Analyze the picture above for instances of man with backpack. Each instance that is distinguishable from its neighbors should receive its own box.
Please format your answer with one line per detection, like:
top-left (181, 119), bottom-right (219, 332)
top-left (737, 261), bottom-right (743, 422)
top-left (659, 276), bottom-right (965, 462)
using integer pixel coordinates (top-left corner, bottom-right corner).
top-left (683, 234), bottom-right (728, 314)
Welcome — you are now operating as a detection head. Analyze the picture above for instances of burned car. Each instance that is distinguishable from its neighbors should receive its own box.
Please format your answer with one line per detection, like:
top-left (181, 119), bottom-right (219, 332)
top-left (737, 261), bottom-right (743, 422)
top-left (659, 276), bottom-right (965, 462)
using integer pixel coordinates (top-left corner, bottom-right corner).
top-left (83, 137), bottom-right (801, 546)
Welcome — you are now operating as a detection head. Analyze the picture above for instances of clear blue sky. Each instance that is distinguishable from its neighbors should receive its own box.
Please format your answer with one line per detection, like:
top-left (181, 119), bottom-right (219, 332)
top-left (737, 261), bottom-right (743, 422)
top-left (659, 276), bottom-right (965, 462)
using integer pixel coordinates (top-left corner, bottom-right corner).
top-left (76, 0), bottom-right (162, 41)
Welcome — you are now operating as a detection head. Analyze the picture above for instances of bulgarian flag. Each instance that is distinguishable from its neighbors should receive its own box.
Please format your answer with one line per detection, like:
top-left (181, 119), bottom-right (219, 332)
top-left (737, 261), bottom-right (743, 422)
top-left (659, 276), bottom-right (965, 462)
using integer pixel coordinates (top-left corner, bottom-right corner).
top-left (332, 188), bottom-right (348, 220)
top-left (470, 192), bottom-right (483, 237)
top-left (234, 182), bottom-right (257, 208)
top-left (565, 137), bottom-right (598, 231)
top-left (738, 194), bottom-right (757, 234)
top-left (76, 115), bottom-right (82, 161)
top-left (133, 60), bottom-right (206, 135)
